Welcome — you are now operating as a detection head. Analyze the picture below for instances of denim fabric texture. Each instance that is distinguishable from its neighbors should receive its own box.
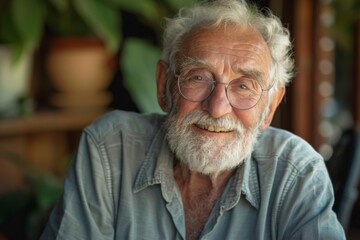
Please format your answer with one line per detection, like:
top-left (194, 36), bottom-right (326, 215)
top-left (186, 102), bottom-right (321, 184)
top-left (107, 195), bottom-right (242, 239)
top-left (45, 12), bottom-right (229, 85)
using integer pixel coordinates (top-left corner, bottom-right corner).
top-left (41, 110), bottom-right (345, 240)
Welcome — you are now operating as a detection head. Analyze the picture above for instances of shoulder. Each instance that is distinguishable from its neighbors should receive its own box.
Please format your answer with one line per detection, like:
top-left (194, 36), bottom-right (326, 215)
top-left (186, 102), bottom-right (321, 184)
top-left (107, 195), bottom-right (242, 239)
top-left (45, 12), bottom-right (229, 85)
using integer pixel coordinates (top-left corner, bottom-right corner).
top-left (73, 110), bottom-right (166, 199)
top-left (253, 128), bottom-right (345, 239)
top-left (253, 127), bottom-right (327, 180)
top-left (84, 110), bottom-right (165, 143)
top-left (254, 127), bottom-right (323, 170)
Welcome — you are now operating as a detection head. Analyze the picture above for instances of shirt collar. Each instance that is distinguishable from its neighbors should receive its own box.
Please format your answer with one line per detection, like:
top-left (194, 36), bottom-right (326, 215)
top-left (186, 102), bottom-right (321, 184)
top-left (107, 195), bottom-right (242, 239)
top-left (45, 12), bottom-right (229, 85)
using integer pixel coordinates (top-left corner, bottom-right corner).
top-left (133, 126), bottom-right (261, 209)
top-left (241, 155), bottom-right (261, 209)
top-left (133, 126), bottom-right (177, 202)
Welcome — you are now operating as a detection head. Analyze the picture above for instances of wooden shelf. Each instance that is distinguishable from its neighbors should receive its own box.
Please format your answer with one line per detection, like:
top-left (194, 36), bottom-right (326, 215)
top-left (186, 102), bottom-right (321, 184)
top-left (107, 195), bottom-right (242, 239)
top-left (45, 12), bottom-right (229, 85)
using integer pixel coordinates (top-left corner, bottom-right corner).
top-left (0, 109), bottom-right (108, 192)
top-left (0, 109), bottom-right (107, 137)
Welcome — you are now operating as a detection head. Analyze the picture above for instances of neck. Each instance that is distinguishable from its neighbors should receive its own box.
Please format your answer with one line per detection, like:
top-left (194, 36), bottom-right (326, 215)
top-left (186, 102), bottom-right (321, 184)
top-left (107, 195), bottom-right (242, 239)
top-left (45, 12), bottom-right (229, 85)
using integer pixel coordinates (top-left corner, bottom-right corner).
top-left (174, 161), bottom-right (234, 196)
top-left (173, 161), bottom-right (235, 240)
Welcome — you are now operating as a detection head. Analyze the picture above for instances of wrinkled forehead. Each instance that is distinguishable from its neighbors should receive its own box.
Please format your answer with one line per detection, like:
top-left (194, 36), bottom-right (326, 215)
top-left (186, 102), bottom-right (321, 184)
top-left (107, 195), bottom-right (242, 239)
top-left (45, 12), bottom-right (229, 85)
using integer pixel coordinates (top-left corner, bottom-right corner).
top-left (177, 23), bottom-right (272, 75)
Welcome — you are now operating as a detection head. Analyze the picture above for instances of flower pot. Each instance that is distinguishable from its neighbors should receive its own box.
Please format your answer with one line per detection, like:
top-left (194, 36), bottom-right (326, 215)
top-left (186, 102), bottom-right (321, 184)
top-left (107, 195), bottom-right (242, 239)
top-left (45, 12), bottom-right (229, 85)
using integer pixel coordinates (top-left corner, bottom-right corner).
top-left (45, 37), bottom-right (117, 109)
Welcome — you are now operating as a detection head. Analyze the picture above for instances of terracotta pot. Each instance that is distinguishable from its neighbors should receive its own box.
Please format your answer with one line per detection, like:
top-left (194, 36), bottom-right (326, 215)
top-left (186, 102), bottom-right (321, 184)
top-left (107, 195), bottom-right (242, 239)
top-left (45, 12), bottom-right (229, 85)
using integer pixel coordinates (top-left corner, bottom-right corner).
top-left (45, 37), bottom-right (116, 108)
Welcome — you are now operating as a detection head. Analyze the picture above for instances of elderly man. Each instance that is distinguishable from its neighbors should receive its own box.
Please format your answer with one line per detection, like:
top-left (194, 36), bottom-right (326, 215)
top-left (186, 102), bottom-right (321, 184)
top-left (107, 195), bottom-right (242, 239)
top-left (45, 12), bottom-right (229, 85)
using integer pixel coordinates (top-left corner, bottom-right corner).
top-left (41, 0), bottom-right (345, 239)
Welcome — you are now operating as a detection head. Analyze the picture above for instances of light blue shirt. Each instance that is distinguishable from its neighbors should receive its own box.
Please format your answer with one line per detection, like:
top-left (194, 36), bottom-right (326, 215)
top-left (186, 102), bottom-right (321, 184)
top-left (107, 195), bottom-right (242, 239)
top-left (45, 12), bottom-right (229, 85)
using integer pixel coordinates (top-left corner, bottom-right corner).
top-left (41, 110), bottom-right (345, 239)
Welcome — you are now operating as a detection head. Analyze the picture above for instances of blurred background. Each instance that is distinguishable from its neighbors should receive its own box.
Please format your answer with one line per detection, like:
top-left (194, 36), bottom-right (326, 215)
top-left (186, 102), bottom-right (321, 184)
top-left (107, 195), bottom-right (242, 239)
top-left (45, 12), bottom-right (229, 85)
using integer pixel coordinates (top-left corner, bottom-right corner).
top-left (0, 0), bottom-right (359, 239)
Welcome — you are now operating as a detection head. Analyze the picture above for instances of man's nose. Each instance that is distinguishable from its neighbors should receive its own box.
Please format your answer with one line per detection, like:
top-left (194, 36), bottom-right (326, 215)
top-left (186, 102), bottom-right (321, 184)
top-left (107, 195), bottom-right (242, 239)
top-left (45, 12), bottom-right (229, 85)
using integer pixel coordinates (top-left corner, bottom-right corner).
top-left (201, 83), bottom-right (232, 118)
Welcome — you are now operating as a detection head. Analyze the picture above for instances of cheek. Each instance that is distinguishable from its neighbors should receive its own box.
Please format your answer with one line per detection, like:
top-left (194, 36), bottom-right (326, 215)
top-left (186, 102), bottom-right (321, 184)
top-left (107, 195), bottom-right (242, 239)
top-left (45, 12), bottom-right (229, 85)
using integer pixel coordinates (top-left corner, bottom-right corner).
top-left (169, 88), bottom-right (198, 116)
top-left (233, 100), bottom-right (268, 129)
top-left (176, 98), bottom-right (201, 118)
top-left (233, 110), bottom-right (258, 129)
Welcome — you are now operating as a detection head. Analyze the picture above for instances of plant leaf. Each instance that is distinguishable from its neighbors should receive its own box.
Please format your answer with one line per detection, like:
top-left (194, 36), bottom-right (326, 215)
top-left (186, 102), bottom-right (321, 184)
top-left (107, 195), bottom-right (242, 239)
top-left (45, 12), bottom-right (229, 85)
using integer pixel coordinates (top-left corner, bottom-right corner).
top-left (12, 0), bottom-right (46, 48)
top-left (110, 0), bottom-right (161, 28)
top-left (49, 0), bottom-right (69, 12)
top-left (164, 0), bottom-right (195, 10)
top-left (0, 4), bottom-right (19, 44)
top-left (122, 38), bottom-right (163, 113)
top-left (33, 174), bottom-right (63, 211)
top-left (74, 0), bottom-right (121, 53)
top-left (107, 0), bottom-right (157, 14)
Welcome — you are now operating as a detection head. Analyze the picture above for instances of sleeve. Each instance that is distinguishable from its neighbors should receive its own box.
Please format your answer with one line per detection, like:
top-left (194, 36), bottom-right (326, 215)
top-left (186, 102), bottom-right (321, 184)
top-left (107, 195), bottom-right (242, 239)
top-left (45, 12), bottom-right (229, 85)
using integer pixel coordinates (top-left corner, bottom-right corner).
top-left (40, 131), bottom-right (115, 240)
top-left (278, 158), bottom-right (346, 240)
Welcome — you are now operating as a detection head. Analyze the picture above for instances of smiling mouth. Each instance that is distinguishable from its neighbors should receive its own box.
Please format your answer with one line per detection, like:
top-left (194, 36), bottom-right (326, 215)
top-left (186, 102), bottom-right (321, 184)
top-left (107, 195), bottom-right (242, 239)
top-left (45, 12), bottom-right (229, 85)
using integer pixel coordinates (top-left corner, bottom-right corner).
top-left (195, 123), bottom-right (233, 133)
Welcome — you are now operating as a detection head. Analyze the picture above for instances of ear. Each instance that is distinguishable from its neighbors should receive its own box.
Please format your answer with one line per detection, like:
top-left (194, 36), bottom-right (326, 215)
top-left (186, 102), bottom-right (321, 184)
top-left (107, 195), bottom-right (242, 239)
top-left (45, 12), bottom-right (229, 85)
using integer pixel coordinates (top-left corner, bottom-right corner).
top-left (156, 60), bottom-right (169, 112)
top-left (260, 86), bottom-right (285, 131)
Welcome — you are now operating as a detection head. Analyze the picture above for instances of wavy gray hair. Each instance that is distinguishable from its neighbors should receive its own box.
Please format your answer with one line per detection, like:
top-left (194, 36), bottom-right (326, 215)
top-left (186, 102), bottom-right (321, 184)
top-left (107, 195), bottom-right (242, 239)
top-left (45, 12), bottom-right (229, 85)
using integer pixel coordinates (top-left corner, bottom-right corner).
top-left (160, 0), bottom-right (294, 108)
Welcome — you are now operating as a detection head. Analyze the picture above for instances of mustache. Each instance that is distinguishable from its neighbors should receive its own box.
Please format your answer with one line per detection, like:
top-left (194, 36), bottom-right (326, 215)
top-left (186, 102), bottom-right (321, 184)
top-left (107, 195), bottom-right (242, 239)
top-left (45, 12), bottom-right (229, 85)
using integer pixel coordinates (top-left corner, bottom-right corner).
top-left (180, 110), bottom-right (246, 134)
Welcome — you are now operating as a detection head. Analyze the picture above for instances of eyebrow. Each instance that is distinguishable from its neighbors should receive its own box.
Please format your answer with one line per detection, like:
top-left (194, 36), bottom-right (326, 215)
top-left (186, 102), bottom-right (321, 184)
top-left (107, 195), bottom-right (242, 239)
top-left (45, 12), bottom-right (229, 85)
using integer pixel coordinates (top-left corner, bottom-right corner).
top-left (236, 67), bottom-right (265, 85)
top-left (179, 56), bottom-right (266, 85)
top-left (179, 56), bottom-right (212, 70)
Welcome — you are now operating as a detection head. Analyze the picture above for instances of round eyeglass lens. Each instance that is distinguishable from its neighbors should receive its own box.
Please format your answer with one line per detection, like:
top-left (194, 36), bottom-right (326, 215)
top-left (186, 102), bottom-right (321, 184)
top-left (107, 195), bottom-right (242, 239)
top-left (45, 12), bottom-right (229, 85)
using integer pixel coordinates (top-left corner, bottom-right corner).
top-left (178, 70), bottom-right (214, 102)
top-left (227, 78), bottom-right (263, 109)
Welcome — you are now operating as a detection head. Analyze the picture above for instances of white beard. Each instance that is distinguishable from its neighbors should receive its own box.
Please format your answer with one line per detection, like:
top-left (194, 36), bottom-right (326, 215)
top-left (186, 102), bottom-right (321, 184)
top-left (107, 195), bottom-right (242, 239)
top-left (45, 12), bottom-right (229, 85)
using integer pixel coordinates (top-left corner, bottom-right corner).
top-left (165, 109), bottom-right (264, 176)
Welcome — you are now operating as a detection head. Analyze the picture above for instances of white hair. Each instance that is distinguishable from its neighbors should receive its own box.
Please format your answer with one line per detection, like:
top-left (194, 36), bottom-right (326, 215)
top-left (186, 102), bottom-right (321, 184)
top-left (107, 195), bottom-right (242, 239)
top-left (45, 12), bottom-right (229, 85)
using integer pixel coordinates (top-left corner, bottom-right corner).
top-left (161, 0), bottom-right (294, 108)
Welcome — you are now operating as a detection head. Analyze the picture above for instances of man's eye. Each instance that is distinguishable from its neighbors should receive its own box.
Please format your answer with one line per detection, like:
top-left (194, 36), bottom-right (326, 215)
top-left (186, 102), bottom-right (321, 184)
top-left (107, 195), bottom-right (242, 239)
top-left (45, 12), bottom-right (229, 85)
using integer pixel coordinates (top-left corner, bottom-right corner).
top-left (192, 75), bottom-right (204, 81)
top-left (181, 69), bottom-right (213, 85)
top-left (234, 82), bottom-right (250, 91)
top-left (239, 83), bottom-right (248, 89)
top-left (232, 77), bottom-right (260, 92)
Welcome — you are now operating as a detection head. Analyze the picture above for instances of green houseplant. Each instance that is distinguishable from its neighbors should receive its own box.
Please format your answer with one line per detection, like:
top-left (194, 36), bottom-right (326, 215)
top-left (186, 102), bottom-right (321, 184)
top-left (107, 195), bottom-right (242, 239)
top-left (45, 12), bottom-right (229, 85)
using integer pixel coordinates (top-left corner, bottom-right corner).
top-left (0, 0), bottom-right (122, 113)
top-left (118, 0), bottom-right (195, 113)
top-left (0, 0), bottom-right (195, 113)
top-left (0, 0), bottom-right (40, 117)
top-left (0, 0), bottom-right (121, 58)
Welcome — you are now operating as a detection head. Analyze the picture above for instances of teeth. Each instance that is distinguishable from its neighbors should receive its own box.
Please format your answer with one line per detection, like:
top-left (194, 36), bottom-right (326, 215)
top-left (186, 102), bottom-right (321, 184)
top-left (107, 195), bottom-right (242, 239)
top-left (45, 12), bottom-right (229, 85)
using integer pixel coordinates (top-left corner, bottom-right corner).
top-left (197, 124), bottom-right (231, 132)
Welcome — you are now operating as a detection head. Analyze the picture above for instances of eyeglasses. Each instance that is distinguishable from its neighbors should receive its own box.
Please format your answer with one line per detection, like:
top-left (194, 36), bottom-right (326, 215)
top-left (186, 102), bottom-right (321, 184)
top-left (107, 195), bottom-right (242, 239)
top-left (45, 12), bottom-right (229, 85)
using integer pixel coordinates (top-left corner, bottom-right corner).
top-left (177, 69), bottom-right (272, 110)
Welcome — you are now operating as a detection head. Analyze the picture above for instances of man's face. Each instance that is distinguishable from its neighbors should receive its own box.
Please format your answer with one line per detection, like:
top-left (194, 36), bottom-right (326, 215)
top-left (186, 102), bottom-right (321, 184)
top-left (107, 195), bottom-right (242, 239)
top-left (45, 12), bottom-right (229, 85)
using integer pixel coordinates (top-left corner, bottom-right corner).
top-left (162, 24), bottom-right (282, 175)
